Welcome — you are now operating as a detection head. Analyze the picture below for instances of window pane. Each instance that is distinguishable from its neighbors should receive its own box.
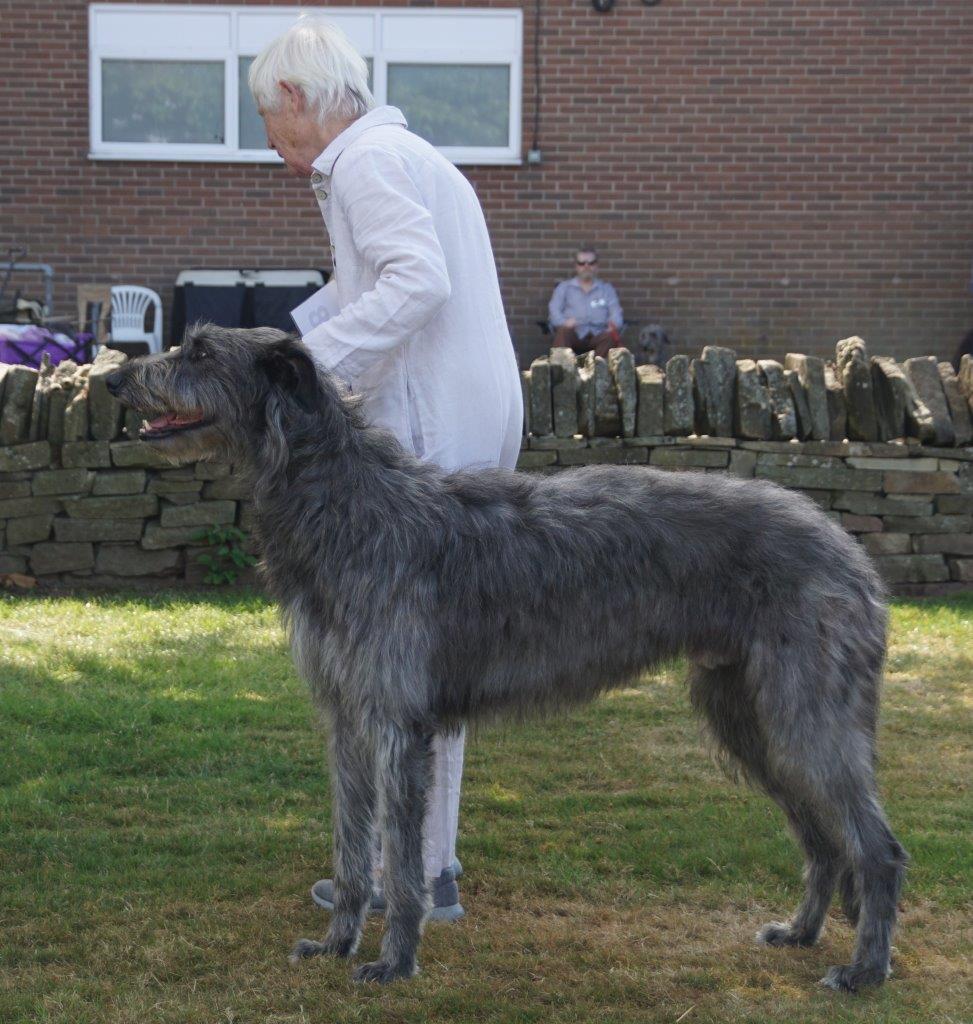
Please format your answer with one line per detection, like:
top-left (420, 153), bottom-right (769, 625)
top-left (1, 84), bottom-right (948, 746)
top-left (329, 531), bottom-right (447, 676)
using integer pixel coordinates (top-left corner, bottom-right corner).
top-left (387, 64), bottom-right (509, 148)
top-left (238, 57), bottom-right (266, 150)
top-left (102, 60), bottom-right (224, 144)
top-left (239, 56), bottom-right (374, 151)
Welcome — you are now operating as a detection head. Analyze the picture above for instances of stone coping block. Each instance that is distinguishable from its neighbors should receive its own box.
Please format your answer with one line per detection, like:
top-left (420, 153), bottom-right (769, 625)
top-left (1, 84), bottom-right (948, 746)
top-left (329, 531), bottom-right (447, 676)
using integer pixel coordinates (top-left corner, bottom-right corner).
top-left (0, 441), bottom-right (51, 473)
top-left (528, 357), bottom-right (553, 438)
top-left (0, 365), bottom-right (38, 445)
top-left (635, 364), bottom-right (664, 438)
top-left (784, 353), bottom-right (830, 440)
top-left (608, 348), bottom-right (637, 438)
top-left (549, 347), bottom-right (579, 439)
top-left (664, 355), bottom-right (694, 436)
top-left (904, 356), bottom-right (955, 446)
top-left (86, 349), bottom-right (127, 442)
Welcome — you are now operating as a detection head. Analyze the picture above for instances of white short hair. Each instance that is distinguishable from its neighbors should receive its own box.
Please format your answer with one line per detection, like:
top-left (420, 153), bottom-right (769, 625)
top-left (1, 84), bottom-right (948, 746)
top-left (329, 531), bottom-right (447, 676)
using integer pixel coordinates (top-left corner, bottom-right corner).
top-left (248, 16), bottom-right (374, 122)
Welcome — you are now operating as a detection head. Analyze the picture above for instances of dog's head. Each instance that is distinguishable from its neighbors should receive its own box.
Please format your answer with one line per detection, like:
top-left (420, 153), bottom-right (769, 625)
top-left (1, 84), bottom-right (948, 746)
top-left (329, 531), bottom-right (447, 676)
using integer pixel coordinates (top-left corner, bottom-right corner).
top-left (105, 324), bottom-right (324, 464)
top-left (637, 323), bottom-right (671, 367)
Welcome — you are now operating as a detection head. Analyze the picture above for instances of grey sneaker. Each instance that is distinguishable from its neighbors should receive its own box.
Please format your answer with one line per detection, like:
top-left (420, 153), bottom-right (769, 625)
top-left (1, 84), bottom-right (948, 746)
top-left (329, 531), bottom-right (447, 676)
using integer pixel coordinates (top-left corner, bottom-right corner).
top-left (310, 861), bottom-right (464, 922)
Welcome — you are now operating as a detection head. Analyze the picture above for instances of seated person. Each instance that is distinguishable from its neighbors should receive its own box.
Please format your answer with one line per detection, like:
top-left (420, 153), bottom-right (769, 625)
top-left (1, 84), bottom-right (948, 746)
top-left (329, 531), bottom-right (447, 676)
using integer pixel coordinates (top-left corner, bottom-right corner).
top-left (548, 247), bottom-right (624, 359)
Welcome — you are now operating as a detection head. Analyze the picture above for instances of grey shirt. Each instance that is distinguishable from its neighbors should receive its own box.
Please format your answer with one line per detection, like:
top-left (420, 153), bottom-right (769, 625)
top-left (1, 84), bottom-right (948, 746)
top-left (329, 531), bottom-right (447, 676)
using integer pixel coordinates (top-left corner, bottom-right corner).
top-left (548, 277), bottom-right (624, 339)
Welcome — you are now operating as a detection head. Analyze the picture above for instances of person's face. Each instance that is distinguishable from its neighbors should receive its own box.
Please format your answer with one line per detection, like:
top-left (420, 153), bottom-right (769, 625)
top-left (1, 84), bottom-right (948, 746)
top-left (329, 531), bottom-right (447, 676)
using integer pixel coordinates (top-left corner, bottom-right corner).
top-left (575, 252), bottom-right (598, 282)
top-left (259, 83), bottom-right (326, 178)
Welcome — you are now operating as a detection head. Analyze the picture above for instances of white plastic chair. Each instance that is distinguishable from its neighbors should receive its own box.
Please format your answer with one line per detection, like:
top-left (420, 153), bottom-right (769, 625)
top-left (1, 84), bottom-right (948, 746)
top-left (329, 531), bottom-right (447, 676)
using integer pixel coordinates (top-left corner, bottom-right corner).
top-left (110, 285), bottom-right (162, 354)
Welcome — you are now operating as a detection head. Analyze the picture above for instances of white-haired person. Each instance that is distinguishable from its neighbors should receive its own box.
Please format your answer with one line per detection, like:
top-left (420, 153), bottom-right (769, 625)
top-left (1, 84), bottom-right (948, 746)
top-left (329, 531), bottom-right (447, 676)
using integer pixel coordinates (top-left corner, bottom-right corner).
top-left (249, 19), bottom-right (522, 920)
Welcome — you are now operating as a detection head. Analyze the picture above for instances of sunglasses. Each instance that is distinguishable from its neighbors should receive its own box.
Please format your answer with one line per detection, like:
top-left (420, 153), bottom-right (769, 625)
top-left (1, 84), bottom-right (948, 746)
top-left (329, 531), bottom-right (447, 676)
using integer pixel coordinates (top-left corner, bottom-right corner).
top-left (576, 258), bottom-right (597, 266)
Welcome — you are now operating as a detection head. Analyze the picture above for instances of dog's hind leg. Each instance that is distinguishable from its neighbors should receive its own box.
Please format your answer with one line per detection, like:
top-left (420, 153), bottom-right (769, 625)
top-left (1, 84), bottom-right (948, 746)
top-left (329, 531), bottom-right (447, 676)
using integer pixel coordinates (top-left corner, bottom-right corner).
top-left (353, 724), bottom-right (433, 984)
top-left (689, 662), bottom-right (843, 948)
top-left (818, 788), bottom-right (907, 993)
top-left (737, 644), bottom-right (906, 992)
top-left (291, 706), bottom-right (377, 963)
top-left (836, 863), bottom-right (860, 926)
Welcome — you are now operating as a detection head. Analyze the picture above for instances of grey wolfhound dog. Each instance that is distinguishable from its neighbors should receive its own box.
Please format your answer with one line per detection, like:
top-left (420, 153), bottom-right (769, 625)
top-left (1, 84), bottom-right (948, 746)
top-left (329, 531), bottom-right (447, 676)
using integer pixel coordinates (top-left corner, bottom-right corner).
top-left (105, 325), bottom-right (907, 991)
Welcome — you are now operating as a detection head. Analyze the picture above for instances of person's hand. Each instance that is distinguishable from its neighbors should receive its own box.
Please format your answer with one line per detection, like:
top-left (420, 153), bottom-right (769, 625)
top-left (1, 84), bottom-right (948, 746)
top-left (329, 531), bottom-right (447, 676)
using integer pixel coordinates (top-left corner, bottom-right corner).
top-left (565, 317), bottom-right (576, 329)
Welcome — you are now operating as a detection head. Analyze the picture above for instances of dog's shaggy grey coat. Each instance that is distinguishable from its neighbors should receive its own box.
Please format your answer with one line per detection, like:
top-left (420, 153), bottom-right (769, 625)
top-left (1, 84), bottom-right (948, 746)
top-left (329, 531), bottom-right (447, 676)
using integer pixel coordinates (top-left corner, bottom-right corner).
top-left (106, 326), bottom-right (907, 990)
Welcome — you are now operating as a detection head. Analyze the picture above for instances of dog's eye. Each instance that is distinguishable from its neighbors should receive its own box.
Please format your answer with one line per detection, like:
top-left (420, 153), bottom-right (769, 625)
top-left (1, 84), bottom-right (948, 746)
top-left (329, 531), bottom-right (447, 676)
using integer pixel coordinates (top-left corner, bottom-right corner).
top-left (192, 347), bottom-right (209, 361)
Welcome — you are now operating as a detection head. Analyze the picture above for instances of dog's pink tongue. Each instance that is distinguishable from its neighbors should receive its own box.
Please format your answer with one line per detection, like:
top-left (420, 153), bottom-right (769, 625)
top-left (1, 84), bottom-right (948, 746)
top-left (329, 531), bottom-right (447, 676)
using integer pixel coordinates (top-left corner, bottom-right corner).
top-left (146, 413), bottom-right (201, 429)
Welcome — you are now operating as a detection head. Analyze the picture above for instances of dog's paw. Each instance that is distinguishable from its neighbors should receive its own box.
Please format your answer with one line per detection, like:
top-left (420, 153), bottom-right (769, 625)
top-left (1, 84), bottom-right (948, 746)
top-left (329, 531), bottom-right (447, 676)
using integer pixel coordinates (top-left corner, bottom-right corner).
top-left (820, 962), bottom-right (890, 993)
top-left (756, 921), bottom-right (817, 948)
top-left (352, 958), bottom-right (418, 984)
top-left (289, 938), bottom-right (328, 964)
top-left (288, 930), bottom-right (359, 964)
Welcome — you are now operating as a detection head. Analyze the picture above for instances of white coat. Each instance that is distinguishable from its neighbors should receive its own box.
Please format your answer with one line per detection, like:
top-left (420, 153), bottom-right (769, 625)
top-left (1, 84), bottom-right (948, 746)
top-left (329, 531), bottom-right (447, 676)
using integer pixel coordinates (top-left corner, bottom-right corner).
top-left (302, 106), bottom-right (523, 475)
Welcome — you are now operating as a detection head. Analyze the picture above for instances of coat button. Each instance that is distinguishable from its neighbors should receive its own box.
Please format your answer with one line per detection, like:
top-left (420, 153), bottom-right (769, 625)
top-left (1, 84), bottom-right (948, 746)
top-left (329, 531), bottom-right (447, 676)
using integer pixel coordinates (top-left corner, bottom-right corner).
top-left (310, 172), bottom-right (323, 185)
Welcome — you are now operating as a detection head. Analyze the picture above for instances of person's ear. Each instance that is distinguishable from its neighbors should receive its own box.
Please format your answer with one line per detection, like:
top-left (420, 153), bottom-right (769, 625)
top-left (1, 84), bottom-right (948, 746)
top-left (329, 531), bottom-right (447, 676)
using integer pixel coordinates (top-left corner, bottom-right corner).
top-left (279, 80), bottom-right (305, 114)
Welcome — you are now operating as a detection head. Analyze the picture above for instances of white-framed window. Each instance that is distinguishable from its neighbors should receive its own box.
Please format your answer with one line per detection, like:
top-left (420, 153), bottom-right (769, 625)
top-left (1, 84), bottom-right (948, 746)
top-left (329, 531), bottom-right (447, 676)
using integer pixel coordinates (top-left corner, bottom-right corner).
top-left (88, 4), bottom-right (523, 165)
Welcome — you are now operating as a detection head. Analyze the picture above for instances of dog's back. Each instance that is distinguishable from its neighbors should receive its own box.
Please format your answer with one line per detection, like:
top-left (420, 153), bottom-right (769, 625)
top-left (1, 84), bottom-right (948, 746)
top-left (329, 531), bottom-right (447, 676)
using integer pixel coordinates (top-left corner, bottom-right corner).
top-left (429, 464), bottom-right (885, 725)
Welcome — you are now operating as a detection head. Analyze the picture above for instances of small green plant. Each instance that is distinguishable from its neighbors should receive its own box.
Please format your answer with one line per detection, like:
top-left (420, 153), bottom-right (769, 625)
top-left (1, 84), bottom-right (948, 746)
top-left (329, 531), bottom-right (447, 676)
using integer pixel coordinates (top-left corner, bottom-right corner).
top-left (193, 524), bottom-right (257, 585)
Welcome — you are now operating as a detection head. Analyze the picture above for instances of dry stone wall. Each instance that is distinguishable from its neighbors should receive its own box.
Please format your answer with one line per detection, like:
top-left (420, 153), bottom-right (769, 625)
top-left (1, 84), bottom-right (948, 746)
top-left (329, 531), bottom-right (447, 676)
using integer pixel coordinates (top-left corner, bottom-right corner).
top-left (1, 341), bottom-right (972, 594)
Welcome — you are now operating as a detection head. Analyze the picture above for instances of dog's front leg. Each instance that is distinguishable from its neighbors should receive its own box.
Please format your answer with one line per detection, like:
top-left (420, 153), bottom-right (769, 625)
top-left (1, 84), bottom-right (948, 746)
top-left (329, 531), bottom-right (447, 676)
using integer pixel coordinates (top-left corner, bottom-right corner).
top-left (291, 705), bottom-right (376, 963)
top-left (353, 724), bottom-right (433, 984)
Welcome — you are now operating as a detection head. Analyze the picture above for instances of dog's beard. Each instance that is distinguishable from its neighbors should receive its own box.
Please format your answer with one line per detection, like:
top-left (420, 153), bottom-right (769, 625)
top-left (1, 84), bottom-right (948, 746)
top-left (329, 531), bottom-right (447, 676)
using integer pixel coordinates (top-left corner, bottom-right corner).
top-left (139, 420), bottom-right (228, 463)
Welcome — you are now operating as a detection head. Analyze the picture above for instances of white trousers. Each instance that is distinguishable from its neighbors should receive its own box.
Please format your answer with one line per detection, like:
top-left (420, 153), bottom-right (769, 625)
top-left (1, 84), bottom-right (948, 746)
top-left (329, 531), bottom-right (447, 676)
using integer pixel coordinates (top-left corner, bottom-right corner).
top-left (377, 407), bottom-right (523, 883)
top-left (421, 729), bottom-right (466, 879)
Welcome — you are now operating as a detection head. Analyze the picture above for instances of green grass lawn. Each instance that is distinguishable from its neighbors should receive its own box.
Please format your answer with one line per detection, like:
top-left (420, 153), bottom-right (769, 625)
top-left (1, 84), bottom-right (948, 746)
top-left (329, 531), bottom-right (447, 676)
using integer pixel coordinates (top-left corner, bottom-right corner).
top-left (1, 590), bottom-right (970, 1024)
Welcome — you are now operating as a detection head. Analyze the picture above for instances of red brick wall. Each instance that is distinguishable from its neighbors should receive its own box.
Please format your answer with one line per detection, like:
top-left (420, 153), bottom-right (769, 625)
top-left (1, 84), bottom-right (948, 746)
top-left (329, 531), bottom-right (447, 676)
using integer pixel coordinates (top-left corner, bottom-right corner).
top-left (2, 0), bottom-right (972, 367)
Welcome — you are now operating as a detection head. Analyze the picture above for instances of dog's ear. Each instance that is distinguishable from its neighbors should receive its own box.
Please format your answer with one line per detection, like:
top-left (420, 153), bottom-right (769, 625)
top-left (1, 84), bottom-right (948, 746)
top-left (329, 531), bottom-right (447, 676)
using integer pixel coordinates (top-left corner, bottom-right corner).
top-left (261, 342), bottom-right (320, 413)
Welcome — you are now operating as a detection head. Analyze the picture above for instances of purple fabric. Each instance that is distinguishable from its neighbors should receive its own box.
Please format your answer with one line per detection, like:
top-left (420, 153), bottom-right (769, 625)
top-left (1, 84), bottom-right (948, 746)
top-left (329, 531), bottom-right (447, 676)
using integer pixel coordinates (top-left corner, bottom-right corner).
top-left (0, 325), bottom-right (93, 368)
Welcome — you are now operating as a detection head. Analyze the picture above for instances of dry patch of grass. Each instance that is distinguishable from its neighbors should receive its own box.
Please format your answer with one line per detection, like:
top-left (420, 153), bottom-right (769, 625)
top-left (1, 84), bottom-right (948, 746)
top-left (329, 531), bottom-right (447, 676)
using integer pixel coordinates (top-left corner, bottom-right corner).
top-left (1, 591), bottom-right (970, 1023)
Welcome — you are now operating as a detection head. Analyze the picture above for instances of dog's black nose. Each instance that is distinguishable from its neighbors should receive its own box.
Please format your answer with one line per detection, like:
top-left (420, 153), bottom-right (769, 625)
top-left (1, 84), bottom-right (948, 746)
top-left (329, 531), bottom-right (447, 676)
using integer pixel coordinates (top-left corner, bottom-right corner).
top-left (104, 369), bottom-right (123, 396)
